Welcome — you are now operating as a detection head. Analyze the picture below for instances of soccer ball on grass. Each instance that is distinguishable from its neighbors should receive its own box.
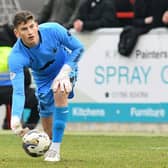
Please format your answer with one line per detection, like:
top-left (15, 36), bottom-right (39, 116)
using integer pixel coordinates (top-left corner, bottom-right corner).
top-left (22, 129), bottom-right (51, 157)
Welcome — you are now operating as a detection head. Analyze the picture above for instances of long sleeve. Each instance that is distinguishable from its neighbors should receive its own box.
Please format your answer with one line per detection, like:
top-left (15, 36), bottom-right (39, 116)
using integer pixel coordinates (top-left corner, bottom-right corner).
top-left (64, 0), bottom-right (85, 29)
top-left (10, 71), bottom-right (25, 119)
top-left (8, 47), bottom-right (27, 120)
top-left (133, 0), bottom-right (149, 27)
top-left (52, 23), bottom-right (84, 69)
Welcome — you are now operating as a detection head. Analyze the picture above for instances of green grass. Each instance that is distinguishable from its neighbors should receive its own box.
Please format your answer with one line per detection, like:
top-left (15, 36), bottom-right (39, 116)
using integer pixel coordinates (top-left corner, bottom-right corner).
top-left (1, 131), bottom-right (168, 168)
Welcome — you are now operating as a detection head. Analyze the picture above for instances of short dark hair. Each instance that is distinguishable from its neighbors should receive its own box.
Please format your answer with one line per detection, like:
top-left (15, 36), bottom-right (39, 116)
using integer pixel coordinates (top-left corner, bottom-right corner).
top-left (13, 10), bottom-right (35, 28)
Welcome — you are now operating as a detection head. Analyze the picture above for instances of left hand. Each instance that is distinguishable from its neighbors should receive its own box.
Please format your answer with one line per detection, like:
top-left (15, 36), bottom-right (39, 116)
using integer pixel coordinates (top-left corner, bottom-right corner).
top-left (51, 64), bottom-right (72, 93)
top-left (73, 19), bottom-right (84, 32)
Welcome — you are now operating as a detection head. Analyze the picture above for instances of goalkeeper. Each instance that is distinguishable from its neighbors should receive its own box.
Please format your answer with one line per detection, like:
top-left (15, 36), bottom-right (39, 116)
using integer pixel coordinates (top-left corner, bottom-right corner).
top-left (8, 10), bottom-right (84, 162)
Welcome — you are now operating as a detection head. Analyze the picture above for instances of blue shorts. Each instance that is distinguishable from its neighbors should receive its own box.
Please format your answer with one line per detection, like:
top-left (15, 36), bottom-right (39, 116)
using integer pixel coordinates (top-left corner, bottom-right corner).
top-left (37, 77), bottom-right (75, 118)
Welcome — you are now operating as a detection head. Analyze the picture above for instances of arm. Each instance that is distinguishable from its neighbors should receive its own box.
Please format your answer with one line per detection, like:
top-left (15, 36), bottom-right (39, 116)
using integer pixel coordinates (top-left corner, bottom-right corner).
top-left (74, 0), bottom-right (117, 31)
top-left (38, 0), bottom-right (54, 23)
top-left (51, 23), bottom-right (84, 92)
top-left (82, 1), bottom-right (117, 30)
top-left (72, 0), bottom-right (90, 32)
top-left (8, 52), bottom-right (28, 135)
top-left (55, 24), bottom-right (84, 68)
top-left (10, 70), bottom-right (29, 135)
top-left (133, 0), bottom-right (153, 27)
top-left (10, 71), bottom-right (25, 120)
top-left (64, 0), bottom-right (85, 29)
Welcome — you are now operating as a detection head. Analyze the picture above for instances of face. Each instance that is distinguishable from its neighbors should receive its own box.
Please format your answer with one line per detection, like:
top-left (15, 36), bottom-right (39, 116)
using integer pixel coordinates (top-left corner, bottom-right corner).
top-left (14, 19), bottom-right (39, 47)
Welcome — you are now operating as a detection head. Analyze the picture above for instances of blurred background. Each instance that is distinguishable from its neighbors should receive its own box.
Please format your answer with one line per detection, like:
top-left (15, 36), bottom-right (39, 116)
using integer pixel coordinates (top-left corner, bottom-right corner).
top-left (19, 0), bottom-right (44, 15)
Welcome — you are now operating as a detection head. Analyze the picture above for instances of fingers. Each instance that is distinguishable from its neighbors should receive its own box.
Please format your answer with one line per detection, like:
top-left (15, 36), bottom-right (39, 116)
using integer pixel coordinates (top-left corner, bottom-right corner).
top-left (52, 80), bottom-right (59, 92)
top-left (11, 116), bottom-right (22, 134)
top-left (11, 116), bottom-right (30, 137)
top-left (60, 80), bottom-right (72, 93)
top-left (52, 79), bottom-right (72, 93)
top-left (19, 127), bottom-right (30, 137)
top-left (64, 81), bottom-right (72, 93)
top-left (12, 125), bottom-right (29, 137)
top-left (60, 80), bottom-right (65, 92)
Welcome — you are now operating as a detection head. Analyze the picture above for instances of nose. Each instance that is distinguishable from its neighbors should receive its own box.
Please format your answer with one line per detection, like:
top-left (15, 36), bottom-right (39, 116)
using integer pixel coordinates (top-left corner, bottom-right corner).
top-left (27, 27), bottom-right (33, 35)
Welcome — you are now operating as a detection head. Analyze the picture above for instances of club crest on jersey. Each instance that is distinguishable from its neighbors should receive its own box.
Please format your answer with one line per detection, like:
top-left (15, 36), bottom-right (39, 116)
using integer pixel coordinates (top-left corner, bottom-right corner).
top-left (67, 31), bottom-right (71, 36)
top-left (10, 72), bottom-right (16, 80)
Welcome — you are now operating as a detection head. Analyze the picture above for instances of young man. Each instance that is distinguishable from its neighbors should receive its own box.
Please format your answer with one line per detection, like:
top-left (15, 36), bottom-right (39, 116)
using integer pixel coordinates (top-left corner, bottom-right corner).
top-left (8, 10), bottom-right (84, 162)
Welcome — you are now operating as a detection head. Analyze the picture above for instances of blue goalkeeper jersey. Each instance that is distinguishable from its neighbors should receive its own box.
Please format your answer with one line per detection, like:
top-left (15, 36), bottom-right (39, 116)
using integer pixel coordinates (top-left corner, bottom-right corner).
top-left (8, 22), bottom-right (84, 119)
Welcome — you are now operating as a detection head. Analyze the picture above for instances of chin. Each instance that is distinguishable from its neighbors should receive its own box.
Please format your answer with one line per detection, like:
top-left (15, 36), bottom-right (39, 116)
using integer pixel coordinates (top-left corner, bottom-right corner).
top-left (30, 40), bottom-right (37, 45)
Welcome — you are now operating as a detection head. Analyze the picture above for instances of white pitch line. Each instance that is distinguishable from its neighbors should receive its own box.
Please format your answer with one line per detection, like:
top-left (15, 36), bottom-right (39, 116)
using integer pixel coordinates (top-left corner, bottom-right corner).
top-left (149, 147), bottom-right (168, 150)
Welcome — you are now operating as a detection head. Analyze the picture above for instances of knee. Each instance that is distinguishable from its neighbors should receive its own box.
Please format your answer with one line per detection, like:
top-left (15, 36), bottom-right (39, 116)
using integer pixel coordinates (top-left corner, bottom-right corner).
top-left (53, 89), bottom-right (68, 106)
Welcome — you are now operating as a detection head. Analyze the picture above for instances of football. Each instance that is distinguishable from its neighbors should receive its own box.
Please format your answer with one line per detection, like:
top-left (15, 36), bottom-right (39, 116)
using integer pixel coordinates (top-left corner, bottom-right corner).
top-left (22, 129), bottom-right (51, 157)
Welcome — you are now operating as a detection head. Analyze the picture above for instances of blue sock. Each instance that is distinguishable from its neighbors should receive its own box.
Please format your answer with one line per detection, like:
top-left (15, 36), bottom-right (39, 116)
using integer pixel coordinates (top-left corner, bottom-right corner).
top-left (52, 106), bottom-right (69, 142)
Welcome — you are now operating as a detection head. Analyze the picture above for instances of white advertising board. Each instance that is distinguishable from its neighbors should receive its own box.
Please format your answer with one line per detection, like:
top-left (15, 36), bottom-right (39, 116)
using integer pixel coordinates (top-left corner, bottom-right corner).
top-left (68, 28), bottom-right (168, 123)
top-left (72, 28), bottom-right (168, 103)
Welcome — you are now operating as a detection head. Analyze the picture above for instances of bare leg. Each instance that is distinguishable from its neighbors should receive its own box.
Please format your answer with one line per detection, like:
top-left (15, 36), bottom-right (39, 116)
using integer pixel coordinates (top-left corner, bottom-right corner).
top-left (54, 90), bottom-right (68, 107)
top-left (44, 89), bottom-right (70, 162)
top-left (41, 116), bottom-right (52, 139)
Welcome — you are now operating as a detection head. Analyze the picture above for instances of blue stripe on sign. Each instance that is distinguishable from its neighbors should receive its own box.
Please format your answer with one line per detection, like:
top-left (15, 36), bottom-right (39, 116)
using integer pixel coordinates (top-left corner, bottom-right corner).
top-left (68, 103), bottom-right (168, 123)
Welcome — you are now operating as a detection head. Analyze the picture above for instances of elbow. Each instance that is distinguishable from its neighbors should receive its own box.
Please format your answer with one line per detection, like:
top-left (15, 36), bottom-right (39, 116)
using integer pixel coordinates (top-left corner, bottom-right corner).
top-left (79, 42), bottom-right (85, 53)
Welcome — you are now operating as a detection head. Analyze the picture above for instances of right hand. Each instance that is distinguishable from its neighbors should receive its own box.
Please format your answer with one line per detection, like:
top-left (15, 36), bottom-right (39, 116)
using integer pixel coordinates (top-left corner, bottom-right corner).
top-left (145, 16), bottom-right (153, 24)
top-left (162, 11), bottom-right (168, 24)
top-left (11, 116), bottom-right (29, 137)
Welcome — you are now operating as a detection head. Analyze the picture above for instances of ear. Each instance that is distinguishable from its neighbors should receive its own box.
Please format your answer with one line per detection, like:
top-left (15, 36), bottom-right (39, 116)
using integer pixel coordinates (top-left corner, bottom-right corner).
top-left (14, 28), bottom-right (20, 38)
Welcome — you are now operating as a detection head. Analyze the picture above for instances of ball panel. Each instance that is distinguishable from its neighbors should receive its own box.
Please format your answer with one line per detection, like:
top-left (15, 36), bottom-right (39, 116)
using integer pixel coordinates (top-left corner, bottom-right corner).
top-left (22, 143), bottom-right (40, 157)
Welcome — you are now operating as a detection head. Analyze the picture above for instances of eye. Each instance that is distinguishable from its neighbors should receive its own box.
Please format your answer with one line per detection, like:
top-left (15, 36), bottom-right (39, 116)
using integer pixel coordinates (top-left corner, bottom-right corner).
top-left (21, 27), bottom-right (27, 31)
top-left (30, 24), bottom-right (34, 29)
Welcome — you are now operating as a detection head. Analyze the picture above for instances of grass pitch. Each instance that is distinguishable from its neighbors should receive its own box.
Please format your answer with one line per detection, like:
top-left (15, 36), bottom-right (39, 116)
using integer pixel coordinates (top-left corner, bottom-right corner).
top-left (1, 131), bottom-right (168, 168)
